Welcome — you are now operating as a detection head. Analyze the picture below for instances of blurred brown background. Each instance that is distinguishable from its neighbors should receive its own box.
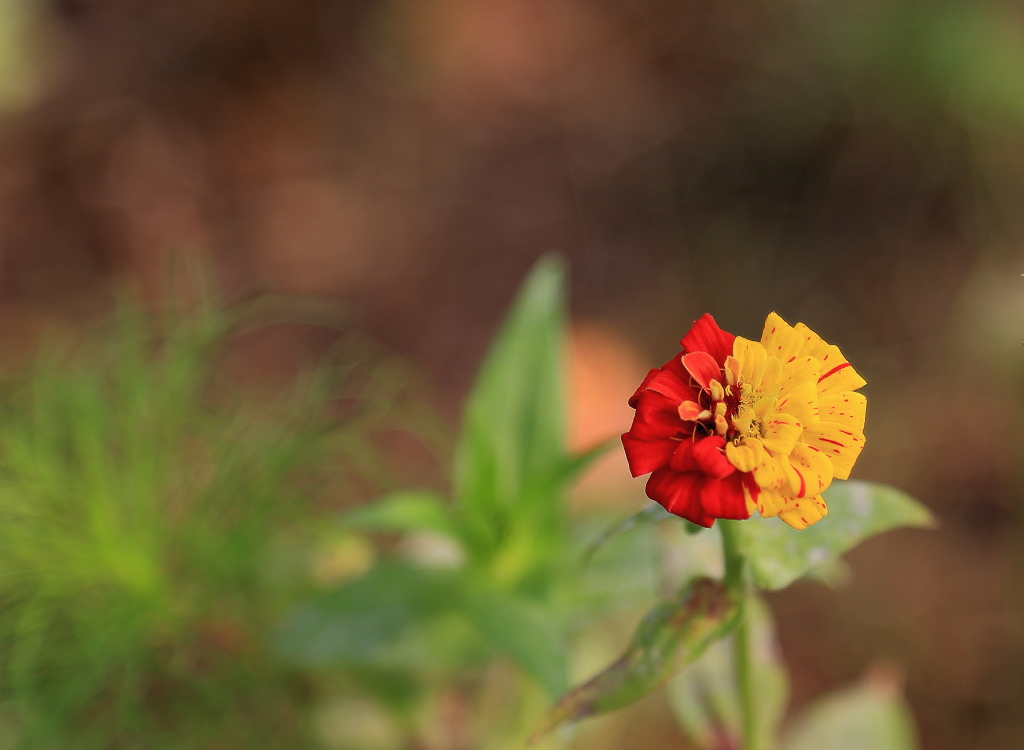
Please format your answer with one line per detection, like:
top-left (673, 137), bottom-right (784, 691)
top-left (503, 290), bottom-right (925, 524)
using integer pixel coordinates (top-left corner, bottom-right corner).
top-left (0, 0), bottom-right (1022, 748)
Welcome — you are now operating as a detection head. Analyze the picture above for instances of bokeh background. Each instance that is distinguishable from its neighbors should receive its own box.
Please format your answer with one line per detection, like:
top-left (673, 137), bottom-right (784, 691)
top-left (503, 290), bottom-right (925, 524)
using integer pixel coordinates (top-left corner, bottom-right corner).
top-left (0, 1), bottom-right (1020, 748)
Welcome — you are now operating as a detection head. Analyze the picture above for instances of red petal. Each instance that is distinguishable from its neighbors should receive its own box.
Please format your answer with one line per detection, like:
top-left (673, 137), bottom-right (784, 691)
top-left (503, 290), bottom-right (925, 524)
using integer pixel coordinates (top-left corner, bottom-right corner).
top-left (669, 440), bottom-right (698, 472)
top-left (659, 351), bottom-right (689, 382)
top-left (699, 474), bottom-right (752, 520)
top-left (628, 369), bottom-right (697, 408)
top-left (628, 368), bottom-right (662, 407)
top-left (680, 314), bottom-right (736, 365)
top-left (691, 436), bottom-right (735, 479)
top-left (621, 433), bottom-right (675, 478)
top-left (646, 468), bottom-right (715, 527)
top-left (742, 473), bottom-right (760, 504)
top-left (682, 352), bottom-right (721, 391)
top-left (627, 390), bottom-right (688, 441)
top-left (643, 370), bottom-right (697, 402)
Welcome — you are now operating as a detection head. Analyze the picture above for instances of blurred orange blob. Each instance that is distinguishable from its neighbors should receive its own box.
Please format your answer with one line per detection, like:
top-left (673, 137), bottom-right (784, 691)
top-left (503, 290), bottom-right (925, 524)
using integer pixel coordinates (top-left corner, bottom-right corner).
top-left (567, 321), bottom-right (648, 509)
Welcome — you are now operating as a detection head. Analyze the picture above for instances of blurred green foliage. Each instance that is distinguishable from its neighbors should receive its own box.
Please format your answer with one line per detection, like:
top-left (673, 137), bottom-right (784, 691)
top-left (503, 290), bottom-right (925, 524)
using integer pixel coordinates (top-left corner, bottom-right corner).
top-left (277, 257), bottom-right (610, 744)
top-left (0, 0), bottom-right (39, 113)
top-left (0, 290), bottom-right (397, 749)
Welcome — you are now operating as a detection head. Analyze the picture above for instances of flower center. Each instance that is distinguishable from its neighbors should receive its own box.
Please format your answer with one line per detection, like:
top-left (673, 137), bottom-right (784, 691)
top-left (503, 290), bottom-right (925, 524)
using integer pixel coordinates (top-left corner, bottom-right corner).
top-left (678, 351), bottom-right (784, 447)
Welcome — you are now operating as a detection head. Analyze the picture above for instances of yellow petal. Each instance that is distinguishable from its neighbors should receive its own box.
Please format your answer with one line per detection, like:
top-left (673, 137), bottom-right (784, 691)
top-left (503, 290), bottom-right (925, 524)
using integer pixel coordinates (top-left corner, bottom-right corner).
top-left (778, 496), bottom-right (828, 529)
top-left (760, 413), bottom-right (802, 455)
top-left (756, 488), bottom-right (828, 527)
top-left (814, 345), bottom-right (867, 396)
top-left (777, 356), bottom-right (820, 398)
top-left (709, 379), bottom-right (726, 401)
top-left (808, 341), bottom-right (847, 371)
top-left (818, 392), bottom-right (866, 432)
top-left (732, 337), bottom-right (767, 384)
top-left (776, 380), bottom-right (819, 428)
top-left (754, 488), bottom-right (785, 518)
top-left (714, 401), bottom-right (728, 437)
top-left (802, 421), bottom-right (866, 479)
top-left (761, 312), bottom-right (804, 363)
top-left (788, 442), bottom-right (834, 498)
top-left (752, 394), bottom-right (778, 419)
top-left (793, 322), bottom-right (824, 358)
top-left (758, 356), bottom-right (783, 392)
top-left (752, 449), bottom-right (787, 491)
top-left (726, 438), bottom-right (765, 472)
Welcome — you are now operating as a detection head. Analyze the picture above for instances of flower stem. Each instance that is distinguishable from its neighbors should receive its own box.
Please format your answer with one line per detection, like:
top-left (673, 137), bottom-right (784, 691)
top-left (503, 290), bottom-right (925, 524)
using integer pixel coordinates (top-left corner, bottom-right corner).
top-left (719, 520), bottom-right (758, 750)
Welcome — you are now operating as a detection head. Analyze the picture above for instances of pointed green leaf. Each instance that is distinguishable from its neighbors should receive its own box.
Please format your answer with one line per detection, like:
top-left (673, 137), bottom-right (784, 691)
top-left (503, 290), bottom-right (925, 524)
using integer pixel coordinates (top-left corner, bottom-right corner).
top-left (341, 491), bottom-right (460, 539)
top-left (669, 596), bottom-right (788, 750)
top-left (454, 256), bottom-right (568, 560)
top-left (529, 578), bottom-right (739, 744)
top-left (781, 670), bottom-right (918, 750)
top-left (463, 583), bottom-right (567, 697)
top-left (744, 481), bottom-right (936, 591)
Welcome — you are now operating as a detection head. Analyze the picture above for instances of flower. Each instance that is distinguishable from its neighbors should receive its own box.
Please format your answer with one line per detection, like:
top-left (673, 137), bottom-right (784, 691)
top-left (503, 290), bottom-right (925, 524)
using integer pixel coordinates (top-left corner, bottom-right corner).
top-left (622, 313), bottom-right (866, 529)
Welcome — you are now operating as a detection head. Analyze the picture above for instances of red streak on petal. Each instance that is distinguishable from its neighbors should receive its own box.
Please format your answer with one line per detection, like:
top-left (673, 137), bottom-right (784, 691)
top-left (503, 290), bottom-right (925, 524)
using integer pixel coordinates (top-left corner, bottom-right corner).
top-left (839, 429), bottom-right (853, 436)
top-left (793, 466), bottom-right (806, 497)
top-left (818, 362), bottom-right (851, 383)
top-left (819, 438), bottom-right (846, 447)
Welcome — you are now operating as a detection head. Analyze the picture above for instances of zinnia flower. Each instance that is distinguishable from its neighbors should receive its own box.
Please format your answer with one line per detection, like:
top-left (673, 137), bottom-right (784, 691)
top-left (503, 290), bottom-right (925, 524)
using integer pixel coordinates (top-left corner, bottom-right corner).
top-left (622, 313), bottom-right (866, 529)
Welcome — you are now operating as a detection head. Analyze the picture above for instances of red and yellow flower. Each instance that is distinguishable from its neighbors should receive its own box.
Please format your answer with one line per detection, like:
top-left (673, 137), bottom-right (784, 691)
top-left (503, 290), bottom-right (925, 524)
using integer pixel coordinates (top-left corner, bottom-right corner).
top-left (622, 313), bottom-right (866, 529)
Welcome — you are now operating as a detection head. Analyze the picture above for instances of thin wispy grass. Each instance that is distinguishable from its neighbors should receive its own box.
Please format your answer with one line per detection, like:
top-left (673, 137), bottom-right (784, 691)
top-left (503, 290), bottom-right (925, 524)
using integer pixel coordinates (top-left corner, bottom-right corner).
top-left (0, 288), bottom-right (409, 749)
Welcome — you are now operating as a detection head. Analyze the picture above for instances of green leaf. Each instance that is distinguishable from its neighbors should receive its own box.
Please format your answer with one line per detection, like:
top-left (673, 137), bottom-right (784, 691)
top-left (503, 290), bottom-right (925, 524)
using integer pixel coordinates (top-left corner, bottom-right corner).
top-left (341, 491), bottom-right (459, 539)
top-left (463, 583), bottom-right (567, 697)
top-left (275, 564), bottom-right (462, 669)
top-left (669, 596), bottom-right (788, 750)
top-left (529, 578), bottom-right (739, 744)
top-left (780, 670), bottom-right (918, 750)
top-left (744, 481), bottom-right (936, 591)
top-left (453, 256), bottom-right (568, 563)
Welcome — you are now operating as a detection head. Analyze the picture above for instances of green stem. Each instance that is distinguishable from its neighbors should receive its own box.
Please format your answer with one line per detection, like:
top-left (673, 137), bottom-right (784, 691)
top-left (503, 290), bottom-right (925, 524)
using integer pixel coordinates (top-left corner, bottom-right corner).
top-left (719, 520), bottom-right (758, 750)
